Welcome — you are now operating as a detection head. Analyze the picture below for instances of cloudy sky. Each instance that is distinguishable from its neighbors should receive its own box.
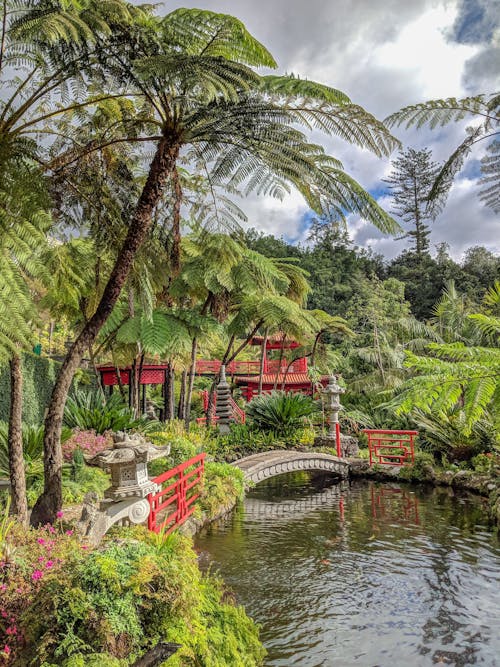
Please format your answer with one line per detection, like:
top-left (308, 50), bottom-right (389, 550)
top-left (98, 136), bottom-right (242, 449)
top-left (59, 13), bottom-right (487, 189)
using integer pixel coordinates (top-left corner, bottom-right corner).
top-left (164, 0), bottom-right (499, 261)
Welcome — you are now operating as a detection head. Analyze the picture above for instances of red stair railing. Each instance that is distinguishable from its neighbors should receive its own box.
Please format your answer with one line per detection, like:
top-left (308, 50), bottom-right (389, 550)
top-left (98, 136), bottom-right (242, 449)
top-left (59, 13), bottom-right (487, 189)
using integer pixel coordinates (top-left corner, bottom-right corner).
top-left (196, 391), bottom-right (245, 424)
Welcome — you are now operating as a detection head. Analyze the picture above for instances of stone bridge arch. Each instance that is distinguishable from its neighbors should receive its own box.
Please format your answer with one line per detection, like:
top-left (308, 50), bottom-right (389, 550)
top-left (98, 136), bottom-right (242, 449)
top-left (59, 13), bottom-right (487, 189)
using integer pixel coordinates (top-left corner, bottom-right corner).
top-left (232, 451), bottom-right (350, 485)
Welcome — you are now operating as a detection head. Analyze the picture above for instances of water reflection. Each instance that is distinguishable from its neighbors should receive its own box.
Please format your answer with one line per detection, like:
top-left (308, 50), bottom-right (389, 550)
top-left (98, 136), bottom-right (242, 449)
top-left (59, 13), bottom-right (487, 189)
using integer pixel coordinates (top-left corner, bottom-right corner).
top-left (370, 485), bottom-right (420, 525)
top-left (195, 474), bottom-right (500, 667)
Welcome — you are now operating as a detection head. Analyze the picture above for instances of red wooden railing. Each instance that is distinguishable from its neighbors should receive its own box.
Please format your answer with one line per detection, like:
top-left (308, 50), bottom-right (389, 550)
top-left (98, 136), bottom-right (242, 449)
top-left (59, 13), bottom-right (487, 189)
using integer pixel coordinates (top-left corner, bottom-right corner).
top-left (196, 360), bottom-right (261, 375)
top-left (147, 453), bottom-right (205, 534)
top-left (195, 357), bottom-right (308, 376)
top-left (363, 429), bottom-right (418, 466)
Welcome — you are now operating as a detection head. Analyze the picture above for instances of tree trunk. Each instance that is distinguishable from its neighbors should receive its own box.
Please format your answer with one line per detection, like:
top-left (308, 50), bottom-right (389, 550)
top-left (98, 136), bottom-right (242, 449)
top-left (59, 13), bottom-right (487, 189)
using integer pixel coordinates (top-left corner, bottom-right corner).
top-left (184, 337), bottom-right (198, 431)
top-left (8, 354), bottom-right (28, 527)
top-left (177, 370), bottom-right (187, 420)
top-left (166, 365), bottom-right (175, 421)
top-left (257, 329), bottom-right (268, 395)
top-left (170, 167), bottom-right (182, 277)
top-left (30, 135), bottom-right (180, 526)
top-left (273, 334), bottom-right (286, 390)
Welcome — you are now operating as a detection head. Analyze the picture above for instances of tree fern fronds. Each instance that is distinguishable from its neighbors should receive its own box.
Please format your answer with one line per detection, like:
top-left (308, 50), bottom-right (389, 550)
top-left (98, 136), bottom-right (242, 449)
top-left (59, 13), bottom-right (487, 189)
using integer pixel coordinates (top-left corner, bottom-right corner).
top-left (479, 139), bottom-right (500, 212)
top-left (161, 8), bottom-right (276, 68)
top-left (427, 124), bottom-right (483, 209)
top-left (259, 74), bottom-right (350, 105)
top-left (319, 169), bottom-right (400, 234)
top-left (483, 281), bottom-right (500, 314)
top-left (468, 314), bottom-right (500, 339)
top-left (384, 94), bottom-right (496, 130)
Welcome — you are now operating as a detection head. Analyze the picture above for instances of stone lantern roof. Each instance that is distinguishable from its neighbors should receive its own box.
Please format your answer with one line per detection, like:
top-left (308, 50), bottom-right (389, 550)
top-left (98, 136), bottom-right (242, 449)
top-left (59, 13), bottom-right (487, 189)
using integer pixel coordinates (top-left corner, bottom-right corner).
top-left (87, 431), bottom-right (167, 501)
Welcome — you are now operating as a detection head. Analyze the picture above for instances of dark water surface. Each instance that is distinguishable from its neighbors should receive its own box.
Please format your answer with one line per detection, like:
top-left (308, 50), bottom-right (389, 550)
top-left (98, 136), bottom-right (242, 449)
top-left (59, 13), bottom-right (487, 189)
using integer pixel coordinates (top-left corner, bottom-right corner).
top-left (195, 474), bottom-right (500, 667)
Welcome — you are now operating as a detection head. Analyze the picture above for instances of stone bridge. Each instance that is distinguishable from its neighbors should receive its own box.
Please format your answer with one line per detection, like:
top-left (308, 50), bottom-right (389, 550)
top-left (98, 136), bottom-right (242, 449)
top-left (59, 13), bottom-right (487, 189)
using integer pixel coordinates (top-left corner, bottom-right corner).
top-left (232, 450), bottom-right (350, 485)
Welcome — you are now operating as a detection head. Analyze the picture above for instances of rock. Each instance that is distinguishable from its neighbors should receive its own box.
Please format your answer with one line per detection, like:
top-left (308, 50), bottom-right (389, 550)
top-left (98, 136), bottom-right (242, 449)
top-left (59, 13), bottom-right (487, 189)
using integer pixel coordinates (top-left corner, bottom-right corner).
top-left (313, 434), bottom-right (359, 457)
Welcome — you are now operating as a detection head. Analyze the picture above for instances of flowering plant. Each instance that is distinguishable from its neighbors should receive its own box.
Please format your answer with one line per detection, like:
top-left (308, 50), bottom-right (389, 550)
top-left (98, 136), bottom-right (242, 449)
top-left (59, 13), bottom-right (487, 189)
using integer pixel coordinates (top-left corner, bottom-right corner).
top-left (0, 519), bottom-right (83, 664)
top-left (62, 429), bottom-right (113, 462)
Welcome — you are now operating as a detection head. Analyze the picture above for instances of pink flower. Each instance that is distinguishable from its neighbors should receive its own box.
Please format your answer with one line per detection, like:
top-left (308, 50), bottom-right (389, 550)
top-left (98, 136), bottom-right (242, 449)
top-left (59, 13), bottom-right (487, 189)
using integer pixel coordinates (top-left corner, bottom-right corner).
top-left (5, 627), bottom-right (17, 636)
top-left (1, 611), bottom-right (8, 619)
top-left (81, 545), bottom-right (88, 550)
top-left (56, 511), bottom-right (64, 518)
top-left (48, 526), bottom-right (56, 534)
top-left (45, 561), bottom-right (54, 568)
top-left (38, 556), bottom-right (45, 562)
top-left (37, 538), bottom-right (46, 545)
top-left (3, 645), bottom-right (10, 655)
top-left (65, 530), bottom-right (73, 536)
top-left (31, 570), bottom-right (43, 581)
top-left (0, 584), bottom-right (6, 591)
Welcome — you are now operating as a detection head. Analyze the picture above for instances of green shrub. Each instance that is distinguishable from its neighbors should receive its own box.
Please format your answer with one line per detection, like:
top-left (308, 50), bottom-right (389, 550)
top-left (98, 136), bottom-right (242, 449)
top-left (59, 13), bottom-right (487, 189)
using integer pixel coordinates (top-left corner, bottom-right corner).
top-left (208, 423), bottom-right (284, 462)
top-left (246, 391), bottom-right (319, 438)
top-left (471, 452), bottom-right (499, 475)
top-left (199, 463), bottom-right (245, 519)
top-left (64, 390), bottom-right (159, 434)
top-left (399, 451), bottom-right (436, 482)
top-left (13, 529), bottom-right (264, 666)
top-left (148, 421), bottom-right (214, 472)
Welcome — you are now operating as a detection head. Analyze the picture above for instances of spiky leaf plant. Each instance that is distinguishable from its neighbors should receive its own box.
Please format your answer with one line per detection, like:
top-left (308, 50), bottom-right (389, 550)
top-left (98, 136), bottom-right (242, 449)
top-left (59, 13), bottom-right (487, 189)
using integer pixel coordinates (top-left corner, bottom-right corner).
top-left (246, 390), bottom-right (319, 437)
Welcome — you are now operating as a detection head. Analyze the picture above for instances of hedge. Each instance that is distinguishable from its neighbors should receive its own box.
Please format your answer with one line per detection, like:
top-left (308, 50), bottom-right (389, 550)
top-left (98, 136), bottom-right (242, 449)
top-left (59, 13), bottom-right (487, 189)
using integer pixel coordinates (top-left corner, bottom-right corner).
top-left (0, 353), bottom-right (96, 426)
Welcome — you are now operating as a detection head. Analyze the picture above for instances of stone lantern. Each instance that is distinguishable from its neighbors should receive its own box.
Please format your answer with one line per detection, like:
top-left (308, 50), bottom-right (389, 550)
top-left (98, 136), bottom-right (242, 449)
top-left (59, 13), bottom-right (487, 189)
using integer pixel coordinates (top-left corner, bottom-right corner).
top-left (314, 375), bottom-right (358, 458)
top-left (322, 375), bottom-right (345, 440)
top-left (77, 431), bottom-right (168, 546)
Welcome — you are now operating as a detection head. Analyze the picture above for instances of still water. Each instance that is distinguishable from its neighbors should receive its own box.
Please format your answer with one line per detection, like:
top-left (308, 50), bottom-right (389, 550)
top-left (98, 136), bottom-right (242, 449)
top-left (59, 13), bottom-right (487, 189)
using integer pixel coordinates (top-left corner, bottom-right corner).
top-left (195, 474), bottom-right (500, 667)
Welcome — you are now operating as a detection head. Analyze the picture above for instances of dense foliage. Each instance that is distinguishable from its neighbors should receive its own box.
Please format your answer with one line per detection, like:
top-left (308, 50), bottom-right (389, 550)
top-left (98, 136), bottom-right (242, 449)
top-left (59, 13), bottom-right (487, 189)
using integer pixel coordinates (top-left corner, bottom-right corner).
top-left (1, 524), bottom-right (264, 666)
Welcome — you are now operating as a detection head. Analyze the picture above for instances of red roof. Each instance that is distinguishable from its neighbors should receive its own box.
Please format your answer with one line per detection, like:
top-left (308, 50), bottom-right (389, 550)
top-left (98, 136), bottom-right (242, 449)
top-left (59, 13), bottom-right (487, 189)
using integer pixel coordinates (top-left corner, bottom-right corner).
top-left (249, 332), bottom-right (300, 349)
top-left (234, 373), bottom-right (314, 386)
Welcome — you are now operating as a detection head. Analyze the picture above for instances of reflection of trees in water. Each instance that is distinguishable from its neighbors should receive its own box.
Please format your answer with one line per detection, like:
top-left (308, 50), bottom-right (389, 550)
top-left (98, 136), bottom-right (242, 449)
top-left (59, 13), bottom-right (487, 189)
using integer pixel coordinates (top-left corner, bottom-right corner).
top-left (418, 546), bottom-right (486, 667)
top-left (197, 476), bottom-right (500, 666)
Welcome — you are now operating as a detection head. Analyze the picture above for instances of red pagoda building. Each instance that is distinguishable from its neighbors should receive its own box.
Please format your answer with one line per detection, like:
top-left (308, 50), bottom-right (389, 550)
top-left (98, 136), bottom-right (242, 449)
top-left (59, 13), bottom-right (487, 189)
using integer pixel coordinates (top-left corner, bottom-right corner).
top-left (232, 333), bottom-right (326, 402)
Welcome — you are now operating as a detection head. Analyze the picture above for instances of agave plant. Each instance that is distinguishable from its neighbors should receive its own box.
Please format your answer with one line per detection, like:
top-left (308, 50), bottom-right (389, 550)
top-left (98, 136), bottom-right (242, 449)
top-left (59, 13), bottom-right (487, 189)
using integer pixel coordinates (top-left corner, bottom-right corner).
top-left (246, 391), bottom-right (319, 437)
top-left (63, 390), bottom-right (159, 434)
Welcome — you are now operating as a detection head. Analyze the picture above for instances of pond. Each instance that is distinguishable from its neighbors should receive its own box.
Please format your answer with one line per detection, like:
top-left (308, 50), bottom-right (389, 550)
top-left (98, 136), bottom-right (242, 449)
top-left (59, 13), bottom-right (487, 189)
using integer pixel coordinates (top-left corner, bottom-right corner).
top-left (195, 473), bottom-right (500, 667)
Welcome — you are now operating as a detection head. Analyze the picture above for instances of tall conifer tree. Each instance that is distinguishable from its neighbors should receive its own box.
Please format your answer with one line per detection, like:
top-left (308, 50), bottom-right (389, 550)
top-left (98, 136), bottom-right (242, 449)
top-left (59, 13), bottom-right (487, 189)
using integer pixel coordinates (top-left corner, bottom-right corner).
top-left (384, 148), bottom-right (441, 258)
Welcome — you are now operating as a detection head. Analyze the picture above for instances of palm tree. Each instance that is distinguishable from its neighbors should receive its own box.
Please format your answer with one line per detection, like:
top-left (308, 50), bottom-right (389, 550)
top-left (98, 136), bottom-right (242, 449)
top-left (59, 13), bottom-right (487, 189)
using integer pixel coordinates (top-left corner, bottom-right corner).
top-left (0, 0), bottom-right (147, 524)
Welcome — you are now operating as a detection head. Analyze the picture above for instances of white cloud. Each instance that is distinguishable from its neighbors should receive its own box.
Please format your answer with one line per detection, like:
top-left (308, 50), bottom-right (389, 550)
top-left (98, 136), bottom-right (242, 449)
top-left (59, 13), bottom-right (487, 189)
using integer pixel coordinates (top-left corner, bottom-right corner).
top-left (374, 5), bottom-right (479, 100)
top-left (148, 0), bottom-right (499, 258)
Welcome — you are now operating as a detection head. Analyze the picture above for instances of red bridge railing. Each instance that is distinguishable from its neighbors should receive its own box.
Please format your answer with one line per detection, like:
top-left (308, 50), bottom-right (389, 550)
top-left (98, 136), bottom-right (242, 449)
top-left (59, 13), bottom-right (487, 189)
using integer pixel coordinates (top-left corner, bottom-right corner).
top-left (363, 429), bottom-right (418, 466)
top-left (147, 453), bottom-right (205, 534)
